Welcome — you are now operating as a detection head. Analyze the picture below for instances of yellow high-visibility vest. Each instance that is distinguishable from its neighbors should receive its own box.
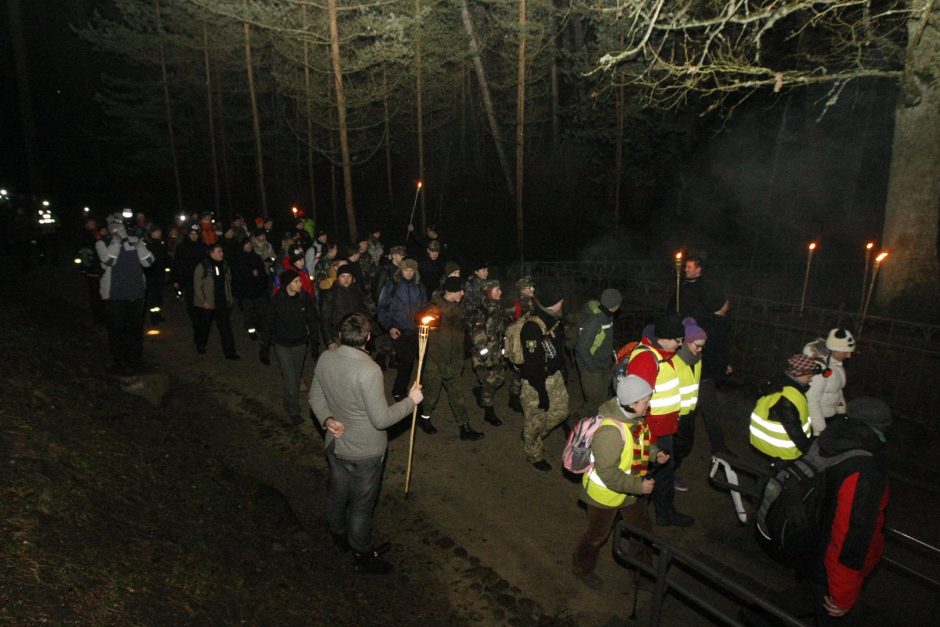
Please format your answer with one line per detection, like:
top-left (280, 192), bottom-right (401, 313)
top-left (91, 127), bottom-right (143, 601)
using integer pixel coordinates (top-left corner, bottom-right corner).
top-left (674, 353), bottom-right (702, 416)
top-left (749, 386), bottom-right (811, 460)
top-left (583, 418), bottom-right (649, 507)
top-left (629, 344), bottom-right (681, 417)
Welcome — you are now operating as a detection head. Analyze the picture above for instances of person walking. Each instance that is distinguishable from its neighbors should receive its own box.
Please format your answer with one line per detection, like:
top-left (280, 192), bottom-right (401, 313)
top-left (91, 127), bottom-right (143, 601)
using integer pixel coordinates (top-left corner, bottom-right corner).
top-left (571, 288), bottom-right (622, 423)
top-left (260, 269), bottom-right (319, 425)
top-left (671, 318), bottom-right (707, 491)
top-left (417, 277), bottom-right (485, 440)
top-left (377, 258), bottom-right (427, 401)
top-left (519, 284), bottom-right (569, 471)
top-left (468, 279), bottom-right (507, 428)
top-left (748, 354), bottom-right (817, 463)
top-left (572, 375), bottom-right (668, 590)
top-left (96, 213), bottom-right (155, 375)
top-left (308, 312), bottom-right (424, 575)
top-left (193, 243), bottom-right (239, 360)
top-left (803, 328), bottom-right (856, 435)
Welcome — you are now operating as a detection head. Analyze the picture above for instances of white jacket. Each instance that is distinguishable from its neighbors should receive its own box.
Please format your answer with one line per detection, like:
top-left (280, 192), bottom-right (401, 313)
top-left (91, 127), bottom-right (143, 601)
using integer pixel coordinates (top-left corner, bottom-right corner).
top-left (803, 339), bottom-right (847, 435)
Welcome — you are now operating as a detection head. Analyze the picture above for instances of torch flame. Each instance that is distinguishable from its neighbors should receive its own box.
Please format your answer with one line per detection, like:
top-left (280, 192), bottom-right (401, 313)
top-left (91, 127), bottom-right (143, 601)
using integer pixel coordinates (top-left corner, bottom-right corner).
top-left (675, 251), bottom-right (682, 261)
top-left (866, 242), bottom-right (875, 250)
top-left (809, 242), bottom-right (817, 251)
top-left (146, 329), bottom-right (161, 336)
top-left (875, 251), bottom-right (888, 263)
top-left (291, 206), bottom-right (298, 214)
top-left (417, 181), bottom-right (423, 189)
top-left (420, 315), bottom-right (436, 325)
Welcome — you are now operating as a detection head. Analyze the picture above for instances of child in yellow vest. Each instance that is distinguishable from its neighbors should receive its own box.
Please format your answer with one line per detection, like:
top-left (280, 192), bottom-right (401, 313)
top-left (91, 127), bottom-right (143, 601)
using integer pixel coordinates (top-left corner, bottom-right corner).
top-left (572, 375), bottom-right (670, 589)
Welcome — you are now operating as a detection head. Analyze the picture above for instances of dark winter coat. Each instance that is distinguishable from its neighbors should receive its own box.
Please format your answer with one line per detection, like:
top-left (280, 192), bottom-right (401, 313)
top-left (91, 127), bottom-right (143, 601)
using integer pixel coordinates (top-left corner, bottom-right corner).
top-left (171, 237), bottom-right (206, 288)
top-left (419, 254), bottom-right (444, 298)
top-left (377, 272), bottom-right (427, 333)
top-left (320, 283), bottom-right (367, 345)
top-left (262, 287), bottom-right (318, 348)
top-left (231, 248), bottom-right (269, 299)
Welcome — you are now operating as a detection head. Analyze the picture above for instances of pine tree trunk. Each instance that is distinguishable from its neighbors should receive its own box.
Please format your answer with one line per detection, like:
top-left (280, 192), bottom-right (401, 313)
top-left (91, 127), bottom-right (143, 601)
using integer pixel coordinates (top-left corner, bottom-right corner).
top-left (328, 0), bottom-right (358, 242)
top-left (154, 0), bottom-right (183, 213)
top-left (415, 0), bottom-right (427, 230)
top-left (878, 0), bottom-right (940, 317)
top-left (302, 4), bottom-right (318, 220)
top-left (515, 0), bottom-right (527, 258)
top-left (614, 82), bottom-right (624, 236)
top-left (243, 19), bottom-right (268, 218)
top-left (202, 24), bottom-right (221, 213)
top-left (383, 66), bottom-right (395, 206)
top-left (460, 0), bottom-right (514, 197)
top-left (216, 77), bottom-right (233, 215)
top-left (6, 0), bottom-right (41, 190)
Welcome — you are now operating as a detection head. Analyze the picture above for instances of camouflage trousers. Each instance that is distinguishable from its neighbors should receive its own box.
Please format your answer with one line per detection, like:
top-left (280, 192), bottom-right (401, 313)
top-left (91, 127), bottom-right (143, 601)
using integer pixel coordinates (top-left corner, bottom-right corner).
top-left (508, 366), bottom-right (522, 397)
top-left (473, 364), bottom-right (506, 408)
top-left (421, 359), bottom-right (470, 426)
top-left (521, 371), bottom-right (569, 463)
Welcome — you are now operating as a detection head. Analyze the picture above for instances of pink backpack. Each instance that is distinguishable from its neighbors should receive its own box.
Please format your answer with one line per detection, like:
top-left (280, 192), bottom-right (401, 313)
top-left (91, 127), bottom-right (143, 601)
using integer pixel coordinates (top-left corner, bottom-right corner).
top-left (562, 416), bottom-right (627, 474)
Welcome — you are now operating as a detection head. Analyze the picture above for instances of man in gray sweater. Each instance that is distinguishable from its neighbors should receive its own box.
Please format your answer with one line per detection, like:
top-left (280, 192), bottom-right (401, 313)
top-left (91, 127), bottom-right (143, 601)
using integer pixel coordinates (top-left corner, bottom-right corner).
top-left (309, 312), bottom-right (423, 575)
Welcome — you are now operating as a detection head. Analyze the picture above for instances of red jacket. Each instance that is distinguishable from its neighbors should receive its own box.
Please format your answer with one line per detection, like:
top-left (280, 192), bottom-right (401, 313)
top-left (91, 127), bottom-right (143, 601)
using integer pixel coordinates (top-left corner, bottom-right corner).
top-left (626, 337), bottom-right (678, 440)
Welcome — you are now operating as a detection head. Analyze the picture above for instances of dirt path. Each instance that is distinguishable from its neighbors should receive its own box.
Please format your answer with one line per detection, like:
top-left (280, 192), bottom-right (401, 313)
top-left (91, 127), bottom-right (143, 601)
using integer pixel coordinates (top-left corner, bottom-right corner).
top-left (18, 266), bottom-right (936, 625)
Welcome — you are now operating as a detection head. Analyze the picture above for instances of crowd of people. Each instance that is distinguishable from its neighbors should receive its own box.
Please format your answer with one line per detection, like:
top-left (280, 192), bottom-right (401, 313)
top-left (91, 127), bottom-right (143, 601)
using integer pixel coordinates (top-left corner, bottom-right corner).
top-left (74, 210), bottom-right (890, 620)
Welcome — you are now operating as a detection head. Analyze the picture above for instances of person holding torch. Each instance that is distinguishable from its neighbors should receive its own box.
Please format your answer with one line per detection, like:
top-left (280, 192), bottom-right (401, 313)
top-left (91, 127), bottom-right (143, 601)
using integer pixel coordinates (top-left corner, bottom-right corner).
top-left (308, 312), bottom-right (423, 575)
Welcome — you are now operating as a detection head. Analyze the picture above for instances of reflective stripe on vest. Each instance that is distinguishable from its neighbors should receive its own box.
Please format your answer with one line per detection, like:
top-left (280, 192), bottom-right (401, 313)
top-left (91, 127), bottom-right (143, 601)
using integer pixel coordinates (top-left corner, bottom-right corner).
top-left (675, 355), bottom-right (702, 416)
top-left (628, 343), bottom-right (681, 416)
top-left (748, 386), bottom-right (810, 461)
top-left (582, 418), bottom-right (649, 507)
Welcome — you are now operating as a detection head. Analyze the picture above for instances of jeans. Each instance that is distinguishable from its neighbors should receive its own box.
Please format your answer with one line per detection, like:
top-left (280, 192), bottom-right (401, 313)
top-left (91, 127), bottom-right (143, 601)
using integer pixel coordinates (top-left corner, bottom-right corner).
top-left (273, 343), bottom-right (307, 417)
top-left (326, 445), bottom-right (386, 554)
top-left (103, 298), bottom-right (145, 372)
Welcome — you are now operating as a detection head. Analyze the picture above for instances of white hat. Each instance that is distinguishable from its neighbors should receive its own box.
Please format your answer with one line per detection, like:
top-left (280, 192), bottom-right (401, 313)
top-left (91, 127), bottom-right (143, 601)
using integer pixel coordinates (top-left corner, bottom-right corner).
top-left (617, 375), bottom-right (653, 407)
top-left (826, 328), bottom-right (856, 353)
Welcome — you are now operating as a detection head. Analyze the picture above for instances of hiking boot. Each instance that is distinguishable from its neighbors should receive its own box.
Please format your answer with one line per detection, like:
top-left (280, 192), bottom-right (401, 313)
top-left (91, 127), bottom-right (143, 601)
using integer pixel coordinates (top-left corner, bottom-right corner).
top-left (508, 394), bottom-right (523, 413)
top-left (353, 551), bottom-right (393, 575)
top-left (459, 423), bottom-right (485, 441)
top-left (531, 460), bottom-right (552, 472)
top-left (472, 386), bottom-right (483, 408)
top-left (418, 415), bottom-right (437, 435)
top-left (674, 475), bottom-right (689, 492)
top-left (483, 406), bottom-right (502, 427)
top-left (656, 511), bottom-right (694, 527)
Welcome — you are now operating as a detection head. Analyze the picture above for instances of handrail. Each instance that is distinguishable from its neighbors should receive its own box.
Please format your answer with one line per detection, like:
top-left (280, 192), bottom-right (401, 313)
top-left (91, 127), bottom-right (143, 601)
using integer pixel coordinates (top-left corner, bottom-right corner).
top-left (611, 521), bottom-right (804, 626)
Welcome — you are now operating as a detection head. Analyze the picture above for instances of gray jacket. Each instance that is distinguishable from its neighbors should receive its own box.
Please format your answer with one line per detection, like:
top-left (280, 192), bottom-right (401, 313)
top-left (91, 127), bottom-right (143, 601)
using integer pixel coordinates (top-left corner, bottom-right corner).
top-left (309, 345), bottom-right (415, 460)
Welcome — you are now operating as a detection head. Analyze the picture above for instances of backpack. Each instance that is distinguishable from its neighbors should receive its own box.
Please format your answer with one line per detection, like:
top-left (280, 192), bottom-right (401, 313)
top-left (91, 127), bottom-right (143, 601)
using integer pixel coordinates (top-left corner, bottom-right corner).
top-left (503, 313), bottom-right (557, 366)
top-left (613, 341), bottom-right (660, 380)
top-left (755, 442), bottom-right (871, 563)
top-left (561, 416), bottom-right (627, 474)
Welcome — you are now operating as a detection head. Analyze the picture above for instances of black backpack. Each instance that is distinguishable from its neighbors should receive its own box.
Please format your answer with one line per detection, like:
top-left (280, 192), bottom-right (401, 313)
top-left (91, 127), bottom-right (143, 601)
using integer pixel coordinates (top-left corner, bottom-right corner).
top-left (754, 441), bottom-right (871, 563)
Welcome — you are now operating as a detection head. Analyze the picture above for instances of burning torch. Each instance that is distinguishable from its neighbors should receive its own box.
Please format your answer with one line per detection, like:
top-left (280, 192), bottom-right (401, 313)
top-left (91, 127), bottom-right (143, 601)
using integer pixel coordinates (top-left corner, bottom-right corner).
top-left (674, 250), bottom-right (683, 313)
top-left (861, 241), bottom-right (875, 308)
top-left (799, 242), bottom-right (816, 314)
top-left (404, 311), bottom-right (436, 497)
top-left (858, 251), bottom-right (888, 338)
top-left (406, 181), bottom-right (423, 239)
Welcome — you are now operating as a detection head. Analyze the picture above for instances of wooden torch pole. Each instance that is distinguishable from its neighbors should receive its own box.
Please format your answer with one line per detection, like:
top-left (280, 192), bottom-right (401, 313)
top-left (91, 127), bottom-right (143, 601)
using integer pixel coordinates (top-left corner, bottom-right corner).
top-left (404, 316), bottom-right (432, 497)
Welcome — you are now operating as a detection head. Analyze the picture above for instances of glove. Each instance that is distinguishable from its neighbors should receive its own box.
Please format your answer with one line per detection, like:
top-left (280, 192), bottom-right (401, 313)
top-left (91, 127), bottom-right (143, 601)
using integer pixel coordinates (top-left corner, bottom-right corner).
top-left (259, 345), bottom-right (270, 366)
top-left (113, 224), bottom-right (128, 240)
top-left (537, 388), bottom-right (550, 410)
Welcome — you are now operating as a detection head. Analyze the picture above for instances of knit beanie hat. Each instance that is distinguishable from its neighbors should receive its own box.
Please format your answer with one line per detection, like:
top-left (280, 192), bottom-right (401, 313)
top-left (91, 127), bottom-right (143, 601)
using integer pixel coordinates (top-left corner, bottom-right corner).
top-left (617, 375), bottom-right (653, 407)
top-left (389, 245), bottom-right (407, 256)
top-left (847, 396), bottom-right (892, 432)
top-left (786, 354), bottom-right (820, 377)
top-left (482, 279), bottom-right (500, 292)
top-left (445, 261), bottom-right (461, 277)
top-left (654, 315), bottom-right (685, 340)
top-left (401, 258), bottom-right (418, 272)
top-left (600, 288), bottom-right (622, 310)
top-left (427, 239), bottom-right (441, 252)
top-left (336, 265), bottom-right (353, 278)
top-left (538, 284), bottom-right (564, 308)
top-left (471, 259), bottom-right (489, 272)
top-left (443, 276), bottom-right (463, 293)
top-left (280, 269), bottom-right (300, 289)
top-left (289, 246), bottom-right (305, 264)
top-left (826, 328), bottom-right (856, 353)
top-left (682, 317), bottom-right (708, 343)
top-left (516, 275), bottom-right (535, 290)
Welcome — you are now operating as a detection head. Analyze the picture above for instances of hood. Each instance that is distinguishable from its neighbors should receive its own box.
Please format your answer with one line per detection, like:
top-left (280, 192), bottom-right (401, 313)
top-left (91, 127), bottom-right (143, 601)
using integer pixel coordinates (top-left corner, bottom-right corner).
top-left (817, 416), bottom-right (883, 457)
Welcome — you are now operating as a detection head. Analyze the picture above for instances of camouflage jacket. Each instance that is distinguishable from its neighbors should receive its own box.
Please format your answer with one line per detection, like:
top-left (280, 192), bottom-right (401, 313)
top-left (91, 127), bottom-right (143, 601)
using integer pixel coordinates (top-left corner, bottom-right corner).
top-left (468, 297), bottom-right (506, 368)
top-left (462, 275), bottom-right (485, 316)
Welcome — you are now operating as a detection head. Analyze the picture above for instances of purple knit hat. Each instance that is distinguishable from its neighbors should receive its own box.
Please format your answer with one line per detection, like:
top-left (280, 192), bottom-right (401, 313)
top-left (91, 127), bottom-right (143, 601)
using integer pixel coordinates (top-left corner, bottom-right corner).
top-left (682, 317), bottom-right (707, 344)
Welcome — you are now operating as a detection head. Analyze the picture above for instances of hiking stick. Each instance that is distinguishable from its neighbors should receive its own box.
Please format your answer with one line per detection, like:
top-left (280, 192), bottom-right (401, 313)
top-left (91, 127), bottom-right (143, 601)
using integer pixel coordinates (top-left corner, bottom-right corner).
top-left (404, 314), bottom-right (433, 497)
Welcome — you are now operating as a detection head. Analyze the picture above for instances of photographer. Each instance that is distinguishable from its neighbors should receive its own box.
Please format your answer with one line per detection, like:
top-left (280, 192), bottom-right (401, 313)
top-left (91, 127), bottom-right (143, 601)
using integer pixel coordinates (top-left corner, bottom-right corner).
top-left (95, 212), bottom-right (155, 375)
